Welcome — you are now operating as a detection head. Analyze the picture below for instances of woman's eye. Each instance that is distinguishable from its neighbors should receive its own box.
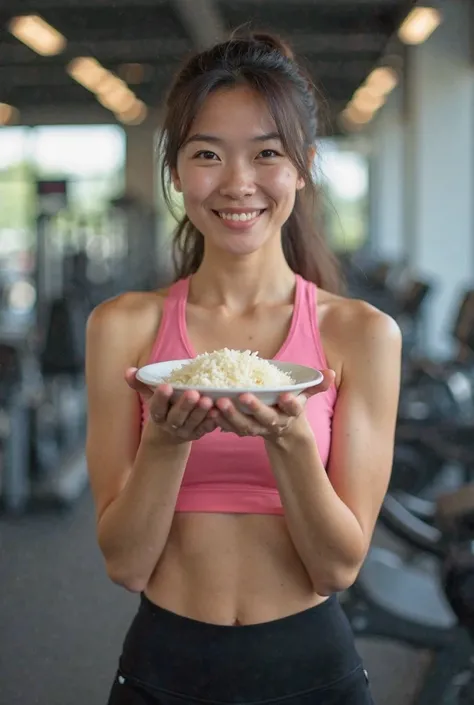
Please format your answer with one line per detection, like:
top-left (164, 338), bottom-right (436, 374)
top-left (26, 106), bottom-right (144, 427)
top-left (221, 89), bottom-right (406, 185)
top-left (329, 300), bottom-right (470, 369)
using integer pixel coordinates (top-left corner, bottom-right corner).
top-left (259, 149), bottom-right (280, 159)
top-left (195, 150), bottom-right (219, 160)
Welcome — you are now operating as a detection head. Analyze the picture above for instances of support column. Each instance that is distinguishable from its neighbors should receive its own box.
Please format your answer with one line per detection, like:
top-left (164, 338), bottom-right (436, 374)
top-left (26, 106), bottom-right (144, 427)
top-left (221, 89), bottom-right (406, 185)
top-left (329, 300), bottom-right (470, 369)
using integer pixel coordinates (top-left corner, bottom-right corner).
top-left (124, 114), bottom-right (176, 284)
top-left (369, 88), bottom-right (405, 262)
top-left (124, 120), bottom-right (158, 209)
top-left (404, 0), bottom-right (474, 358)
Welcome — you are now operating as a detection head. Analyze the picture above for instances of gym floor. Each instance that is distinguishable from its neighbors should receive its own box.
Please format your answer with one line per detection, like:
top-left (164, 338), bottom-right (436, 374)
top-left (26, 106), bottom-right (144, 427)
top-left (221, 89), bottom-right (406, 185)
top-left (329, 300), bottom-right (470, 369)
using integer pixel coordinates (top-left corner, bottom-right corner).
top-left (1, 484), bottom-right (431, 705)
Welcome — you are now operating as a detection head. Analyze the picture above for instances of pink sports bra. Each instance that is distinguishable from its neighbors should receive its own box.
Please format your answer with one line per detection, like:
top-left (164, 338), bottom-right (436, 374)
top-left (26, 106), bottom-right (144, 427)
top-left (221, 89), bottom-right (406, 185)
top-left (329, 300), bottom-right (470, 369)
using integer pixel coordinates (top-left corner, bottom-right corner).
top-left (140, 274), bottom-right (337, 515)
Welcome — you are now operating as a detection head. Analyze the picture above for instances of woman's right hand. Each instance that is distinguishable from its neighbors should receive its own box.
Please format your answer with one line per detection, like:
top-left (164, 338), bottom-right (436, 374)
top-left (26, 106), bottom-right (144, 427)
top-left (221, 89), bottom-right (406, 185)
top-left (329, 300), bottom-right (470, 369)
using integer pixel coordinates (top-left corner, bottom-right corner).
top-left (125, 368), bottom-right (217, 443)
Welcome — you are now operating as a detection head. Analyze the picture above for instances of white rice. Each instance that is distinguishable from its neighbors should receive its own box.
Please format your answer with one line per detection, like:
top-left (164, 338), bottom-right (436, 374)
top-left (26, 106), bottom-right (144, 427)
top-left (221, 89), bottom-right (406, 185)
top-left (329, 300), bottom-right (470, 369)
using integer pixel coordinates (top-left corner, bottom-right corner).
top-left (165, 348), bottom-right (295, 388)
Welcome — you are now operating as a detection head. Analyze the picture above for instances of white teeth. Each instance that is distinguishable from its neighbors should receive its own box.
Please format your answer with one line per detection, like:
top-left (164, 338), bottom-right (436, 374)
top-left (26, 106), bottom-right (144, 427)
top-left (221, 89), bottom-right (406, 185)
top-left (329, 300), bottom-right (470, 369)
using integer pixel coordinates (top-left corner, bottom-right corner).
top-left (218, 210), bottom-right (260, 221)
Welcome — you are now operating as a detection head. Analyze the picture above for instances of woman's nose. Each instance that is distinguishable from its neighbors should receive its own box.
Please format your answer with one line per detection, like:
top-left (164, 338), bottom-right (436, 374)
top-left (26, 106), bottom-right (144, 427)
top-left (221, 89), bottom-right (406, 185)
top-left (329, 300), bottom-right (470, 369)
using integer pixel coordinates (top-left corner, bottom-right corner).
top-left (219, 162), bottom-right (256, 199)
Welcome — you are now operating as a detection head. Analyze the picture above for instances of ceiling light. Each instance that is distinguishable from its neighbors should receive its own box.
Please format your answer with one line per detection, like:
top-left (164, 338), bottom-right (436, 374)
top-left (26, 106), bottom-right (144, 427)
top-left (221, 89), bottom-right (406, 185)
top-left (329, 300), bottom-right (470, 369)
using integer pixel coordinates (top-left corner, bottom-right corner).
top-left (67, 57), bottom-right (110, 92)
top-left (353, 87), bottom-right (386, 112)
top-left (8, 14), bottom-right (66, 56)
top-left (97, 75), bottom-right (128, 97)
top-left (116, 100), bottom-right (148, 126)
top-left (98, 86), bottom-right (136, 112)
top-left (365, 67), bottom-right (399, 97)
top-left (344, 103), bottom-right (374, 126)
top-left (0, 103), bottom-right (20, 126)
top-left (398, 7), bottom-right (442, 45)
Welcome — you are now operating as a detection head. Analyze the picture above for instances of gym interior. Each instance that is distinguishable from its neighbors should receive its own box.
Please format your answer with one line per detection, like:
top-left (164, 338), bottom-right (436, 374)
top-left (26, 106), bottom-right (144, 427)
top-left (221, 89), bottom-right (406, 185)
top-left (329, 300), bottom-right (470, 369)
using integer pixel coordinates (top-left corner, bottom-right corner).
top-left (1, 1), bottom-right (474, 703)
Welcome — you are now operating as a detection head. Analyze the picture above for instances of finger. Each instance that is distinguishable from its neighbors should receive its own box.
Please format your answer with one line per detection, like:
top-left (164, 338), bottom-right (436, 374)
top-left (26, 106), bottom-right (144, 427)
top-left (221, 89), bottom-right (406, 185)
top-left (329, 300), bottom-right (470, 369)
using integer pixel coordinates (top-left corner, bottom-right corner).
top-left (215, 415), bottom-right (238, 434)
top-left (177, 396), bottom-right (214, 434)
top-left (148, 384), bottom-right (174, 423)
top-left (125, 367), bottom-right (156, 401)
top-left (276, 392), bottom-right (305, 416)
top-left (304, 369), bottom-right (336, 397)
top-left (209, 408), bottom-right (234, 431)
top-left (199, 417), bottom-right (218, 434)
top-left (216, 415), bottom-right (248, 436)
top-left (214, 410), bottom-right (267, 437)
top-left (167, 390), bottom-right (201, 429)
top-left (215, 398), bottom-right (255, 433)
top-left (238, 394), bottom-right (281, 427)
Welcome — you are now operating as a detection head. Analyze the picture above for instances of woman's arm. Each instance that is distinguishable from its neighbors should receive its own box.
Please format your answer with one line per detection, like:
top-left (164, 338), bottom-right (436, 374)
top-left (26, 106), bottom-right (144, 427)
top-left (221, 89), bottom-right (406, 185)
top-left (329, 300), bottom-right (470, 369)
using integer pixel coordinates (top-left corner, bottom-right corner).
top-left (95, 426), bottom-right (192, 593)
top-left (264, 303), bottom-right (402, 595)
top-left (86, 295), bottom-right (192, 593)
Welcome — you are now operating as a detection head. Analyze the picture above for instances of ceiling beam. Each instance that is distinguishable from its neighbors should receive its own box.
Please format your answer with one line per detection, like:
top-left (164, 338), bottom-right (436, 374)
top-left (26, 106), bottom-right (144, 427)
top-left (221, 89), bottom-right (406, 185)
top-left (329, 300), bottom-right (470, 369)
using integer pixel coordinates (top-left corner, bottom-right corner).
top-left (1, 0), bottom-right (169, 8)
top-left (0, 59), bottom-right (376, 90)
top-left (172, 0), bottom-right (226, 49)
top-left (292, 33), bottom-right (387, 53)
top-left (0, 38), bottom-right (191, 64)
top-left (1, 0), bottom-right (407, 7)
top-left (0, 64), bottom-right (173, 86)
top-left (0, 31), bottom-right (387, 66)
top-left (223, 0), bottom-right (406, 4)
top-left (4, 70), bottom-right (360, 101)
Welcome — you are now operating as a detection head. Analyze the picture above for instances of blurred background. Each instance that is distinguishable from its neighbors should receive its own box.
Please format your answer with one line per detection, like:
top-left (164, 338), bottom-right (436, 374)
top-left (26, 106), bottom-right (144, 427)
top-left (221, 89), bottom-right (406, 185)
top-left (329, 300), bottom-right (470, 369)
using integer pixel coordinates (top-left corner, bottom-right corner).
top-left (2, 1), bottom-right (474, 704)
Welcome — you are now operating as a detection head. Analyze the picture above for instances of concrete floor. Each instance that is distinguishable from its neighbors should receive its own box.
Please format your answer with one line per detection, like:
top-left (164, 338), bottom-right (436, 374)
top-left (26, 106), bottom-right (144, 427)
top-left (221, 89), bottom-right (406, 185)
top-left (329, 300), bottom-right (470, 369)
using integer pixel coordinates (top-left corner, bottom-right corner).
top-left (1, 489), bottom-right (434, 705)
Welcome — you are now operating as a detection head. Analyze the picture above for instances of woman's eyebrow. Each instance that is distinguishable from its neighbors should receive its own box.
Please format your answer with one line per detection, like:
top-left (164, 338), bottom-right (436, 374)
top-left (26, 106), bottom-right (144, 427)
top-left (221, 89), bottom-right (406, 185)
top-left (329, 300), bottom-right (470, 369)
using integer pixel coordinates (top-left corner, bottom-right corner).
top-left (183, 131), bottom-right (282, 146)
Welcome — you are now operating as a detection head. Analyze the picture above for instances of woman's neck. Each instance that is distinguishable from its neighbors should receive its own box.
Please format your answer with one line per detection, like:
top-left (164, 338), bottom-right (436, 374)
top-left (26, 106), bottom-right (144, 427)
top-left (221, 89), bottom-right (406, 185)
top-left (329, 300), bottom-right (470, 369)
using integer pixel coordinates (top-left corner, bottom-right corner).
top-left (189, 245), bottom-right (296, 312)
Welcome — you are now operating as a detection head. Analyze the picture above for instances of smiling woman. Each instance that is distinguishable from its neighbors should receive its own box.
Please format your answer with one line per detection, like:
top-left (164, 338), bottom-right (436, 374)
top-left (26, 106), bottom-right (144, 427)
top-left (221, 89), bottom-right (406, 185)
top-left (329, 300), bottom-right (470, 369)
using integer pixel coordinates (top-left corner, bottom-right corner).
top-left (85, 29), bottom-right (401, 705)
top-left (159, 34), bottom-right (341, 293)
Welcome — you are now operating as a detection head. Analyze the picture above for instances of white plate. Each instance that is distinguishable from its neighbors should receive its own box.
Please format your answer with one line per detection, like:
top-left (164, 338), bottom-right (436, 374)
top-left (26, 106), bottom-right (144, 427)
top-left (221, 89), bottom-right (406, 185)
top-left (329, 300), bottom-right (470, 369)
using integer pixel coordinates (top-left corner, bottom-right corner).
top-left (136, 359), bottom-right (323, 409)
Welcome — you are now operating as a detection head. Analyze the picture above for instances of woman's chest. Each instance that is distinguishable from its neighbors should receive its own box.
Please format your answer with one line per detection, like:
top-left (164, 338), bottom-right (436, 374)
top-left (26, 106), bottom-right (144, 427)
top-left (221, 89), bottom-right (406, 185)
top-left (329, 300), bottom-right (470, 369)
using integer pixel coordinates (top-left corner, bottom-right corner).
top-left (186, 303), bottom-right (294, 359)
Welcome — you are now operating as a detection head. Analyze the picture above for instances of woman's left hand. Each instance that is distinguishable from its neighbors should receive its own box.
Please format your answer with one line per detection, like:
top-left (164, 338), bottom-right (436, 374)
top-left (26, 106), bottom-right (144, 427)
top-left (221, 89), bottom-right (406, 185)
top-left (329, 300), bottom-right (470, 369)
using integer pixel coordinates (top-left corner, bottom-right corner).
top-left (210, 369), bottom-right (335, 442)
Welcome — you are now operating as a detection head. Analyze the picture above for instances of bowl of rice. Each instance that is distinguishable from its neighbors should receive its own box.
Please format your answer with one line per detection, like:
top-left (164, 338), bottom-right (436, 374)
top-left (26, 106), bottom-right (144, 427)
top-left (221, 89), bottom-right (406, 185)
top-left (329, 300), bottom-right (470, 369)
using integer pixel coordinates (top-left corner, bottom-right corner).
top-left (136, 348), bottom-right (323, 410)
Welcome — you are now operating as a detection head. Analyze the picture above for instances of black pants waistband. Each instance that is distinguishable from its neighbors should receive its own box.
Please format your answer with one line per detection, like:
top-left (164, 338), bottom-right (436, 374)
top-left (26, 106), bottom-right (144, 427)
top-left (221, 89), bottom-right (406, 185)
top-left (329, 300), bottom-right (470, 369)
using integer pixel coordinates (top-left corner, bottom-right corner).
top-left (117, 594), bottom-right (364, 703)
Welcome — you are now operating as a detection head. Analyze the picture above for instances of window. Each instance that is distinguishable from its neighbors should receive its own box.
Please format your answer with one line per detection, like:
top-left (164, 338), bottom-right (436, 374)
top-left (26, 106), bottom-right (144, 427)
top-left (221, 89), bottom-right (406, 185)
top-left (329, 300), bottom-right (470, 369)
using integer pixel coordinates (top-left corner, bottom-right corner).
top-left (318, 138), bottom-right (370, 253)
top-left (0, 124), bottom-right (126, 261)
top-left (31, 125), bottom-right (125, 212)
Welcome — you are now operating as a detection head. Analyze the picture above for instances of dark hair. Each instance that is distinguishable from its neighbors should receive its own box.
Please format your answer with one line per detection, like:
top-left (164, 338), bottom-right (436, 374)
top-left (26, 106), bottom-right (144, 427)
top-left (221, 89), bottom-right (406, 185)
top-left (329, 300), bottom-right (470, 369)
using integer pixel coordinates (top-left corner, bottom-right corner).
top-left (158, 30), bottom-right (341, 293)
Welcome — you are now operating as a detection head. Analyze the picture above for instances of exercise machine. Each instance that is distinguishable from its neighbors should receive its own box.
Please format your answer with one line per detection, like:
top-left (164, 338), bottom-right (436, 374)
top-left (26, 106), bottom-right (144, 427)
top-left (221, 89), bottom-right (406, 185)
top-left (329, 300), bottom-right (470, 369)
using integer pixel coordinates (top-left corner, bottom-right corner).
top-left (343, 426), bottom-right (474, 704)
top-left (389, 287), bottom-right (474, 512)
top-left (342, 522), bottom-right (472, 703)
top-left (0, 187), bottom-right (162, 513)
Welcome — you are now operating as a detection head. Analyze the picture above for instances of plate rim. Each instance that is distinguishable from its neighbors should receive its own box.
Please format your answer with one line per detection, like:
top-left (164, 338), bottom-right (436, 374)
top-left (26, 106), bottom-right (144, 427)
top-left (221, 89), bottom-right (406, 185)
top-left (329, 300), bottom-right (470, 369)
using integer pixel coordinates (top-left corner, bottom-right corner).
top-left (136, 361), bottom-right (323, 393)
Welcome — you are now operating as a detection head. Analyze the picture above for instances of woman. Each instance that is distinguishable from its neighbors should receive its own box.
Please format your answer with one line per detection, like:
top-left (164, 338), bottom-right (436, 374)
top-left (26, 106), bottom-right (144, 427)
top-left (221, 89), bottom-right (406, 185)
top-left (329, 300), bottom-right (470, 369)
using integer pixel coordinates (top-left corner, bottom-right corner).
top-left (86, 32), bottom-right (401, 705)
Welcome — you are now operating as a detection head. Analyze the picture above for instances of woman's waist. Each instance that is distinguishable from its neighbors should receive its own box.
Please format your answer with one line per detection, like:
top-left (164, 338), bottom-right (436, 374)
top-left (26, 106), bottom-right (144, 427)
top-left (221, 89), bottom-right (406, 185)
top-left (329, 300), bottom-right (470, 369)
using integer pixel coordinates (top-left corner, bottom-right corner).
top-left (144, 576), bottom-right (324, 627)
top-left (145, 511), bottom-right (320, 625)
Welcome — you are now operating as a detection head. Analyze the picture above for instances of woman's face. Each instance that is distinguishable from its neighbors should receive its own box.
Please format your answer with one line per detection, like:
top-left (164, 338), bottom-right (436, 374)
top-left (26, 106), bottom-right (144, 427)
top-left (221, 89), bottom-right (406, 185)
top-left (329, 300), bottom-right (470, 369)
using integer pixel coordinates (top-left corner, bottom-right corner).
top-left (173, 85), bottom-right (305, 258)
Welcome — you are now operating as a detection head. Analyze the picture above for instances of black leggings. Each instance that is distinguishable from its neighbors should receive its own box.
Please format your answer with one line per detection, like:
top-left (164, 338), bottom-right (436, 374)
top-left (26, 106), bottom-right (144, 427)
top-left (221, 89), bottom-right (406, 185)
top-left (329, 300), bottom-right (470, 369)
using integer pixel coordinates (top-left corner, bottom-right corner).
top-left (107, 593), bottom-right (374, 705)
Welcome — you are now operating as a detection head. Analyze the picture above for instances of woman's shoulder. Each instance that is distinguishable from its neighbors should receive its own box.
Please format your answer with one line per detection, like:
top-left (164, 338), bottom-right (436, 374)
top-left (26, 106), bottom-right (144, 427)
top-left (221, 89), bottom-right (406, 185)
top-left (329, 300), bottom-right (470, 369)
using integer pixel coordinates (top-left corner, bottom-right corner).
top-left (86, 288), bottom-right (172, 364)
top-left (88, 288), bottom-right (171, 326)
top-left (317, 289), bottom-right (402, 378)
top-left (318, 289), bottom-right (400, 336)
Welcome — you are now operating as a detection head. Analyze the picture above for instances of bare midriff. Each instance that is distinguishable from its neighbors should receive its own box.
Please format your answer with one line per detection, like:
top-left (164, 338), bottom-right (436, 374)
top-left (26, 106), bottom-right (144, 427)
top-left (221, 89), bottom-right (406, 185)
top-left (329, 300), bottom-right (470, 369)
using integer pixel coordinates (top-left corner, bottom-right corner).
top-left (144, 512), bottom-right (327, 626)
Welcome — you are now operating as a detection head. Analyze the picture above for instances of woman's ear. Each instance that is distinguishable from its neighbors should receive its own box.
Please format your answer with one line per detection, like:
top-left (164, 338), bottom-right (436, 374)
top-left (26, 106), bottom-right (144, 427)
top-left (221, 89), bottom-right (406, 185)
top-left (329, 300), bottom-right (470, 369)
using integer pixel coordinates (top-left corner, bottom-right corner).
top-left (297, 146), bottom-right (317, 191)
top-left (171, 168), bottom-right (182, 193)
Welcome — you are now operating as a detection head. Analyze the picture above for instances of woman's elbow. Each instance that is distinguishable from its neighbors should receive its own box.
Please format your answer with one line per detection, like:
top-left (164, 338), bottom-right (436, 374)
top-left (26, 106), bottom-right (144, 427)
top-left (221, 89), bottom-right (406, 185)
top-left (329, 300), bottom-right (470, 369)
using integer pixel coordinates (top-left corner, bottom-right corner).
top-left (105, 562), bottom-right (148, 594)
top-left (313, 562), bottom-right (363, 596)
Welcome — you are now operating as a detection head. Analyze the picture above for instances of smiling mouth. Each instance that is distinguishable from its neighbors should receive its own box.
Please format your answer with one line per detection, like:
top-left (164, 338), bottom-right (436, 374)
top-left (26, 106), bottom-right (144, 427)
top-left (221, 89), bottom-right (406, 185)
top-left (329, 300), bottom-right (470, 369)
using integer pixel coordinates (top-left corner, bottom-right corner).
top-left (212, 209), bottom-right (266, 222)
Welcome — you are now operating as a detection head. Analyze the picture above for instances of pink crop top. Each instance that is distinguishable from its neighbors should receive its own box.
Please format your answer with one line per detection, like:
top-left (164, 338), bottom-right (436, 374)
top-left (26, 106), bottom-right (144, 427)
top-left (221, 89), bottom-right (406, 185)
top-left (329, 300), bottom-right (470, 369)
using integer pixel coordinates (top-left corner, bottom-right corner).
top-left (140, 274), bottom-right (337, 515)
